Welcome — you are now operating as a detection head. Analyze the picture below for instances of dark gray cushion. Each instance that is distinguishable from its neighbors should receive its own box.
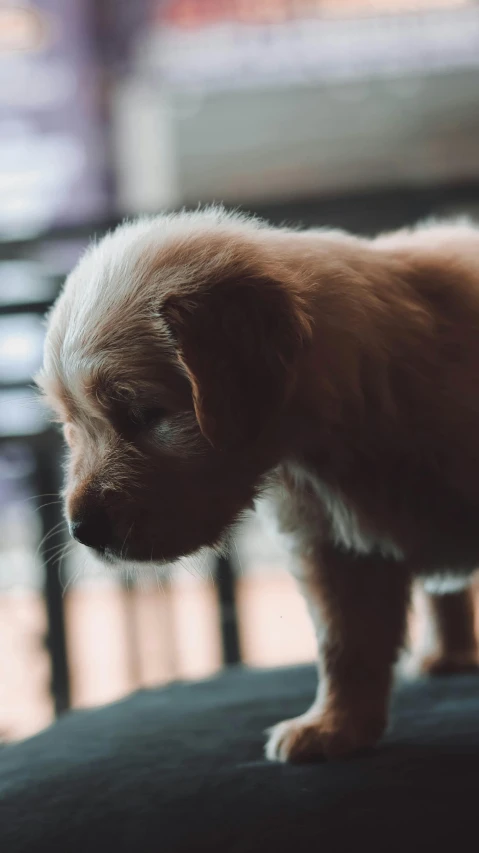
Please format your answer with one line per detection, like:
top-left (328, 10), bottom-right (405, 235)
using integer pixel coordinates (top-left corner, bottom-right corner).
top-left (1, 665), bottom-right (478, 852)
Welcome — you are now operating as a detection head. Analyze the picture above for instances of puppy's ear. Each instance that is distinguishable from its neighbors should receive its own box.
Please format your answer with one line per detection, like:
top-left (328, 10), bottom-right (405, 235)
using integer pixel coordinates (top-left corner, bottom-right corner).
top-left (162, 274), bottom-right (311, 450)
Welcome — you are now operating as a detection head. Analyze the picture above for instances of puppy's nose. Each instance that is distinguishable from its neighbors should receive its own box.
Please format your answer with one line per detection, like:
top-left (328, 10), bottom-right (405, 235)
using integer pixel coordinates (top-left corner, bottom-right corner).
top-left (70, 507), bottom-right (111, 552)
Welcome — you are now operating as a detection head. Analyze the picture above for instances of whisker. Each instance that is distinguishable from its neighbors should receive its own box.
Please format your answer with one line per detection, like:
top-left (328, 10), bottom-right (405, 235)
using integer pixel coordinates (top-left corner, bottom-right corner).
top-left (56, 554), bottom-right (74, 591)
top-left (34, 499), bottom-right (63, 513)
top-left (232, 537), bottom-right (244, 575)
top-left (153, 566), bottom-right (164, 594)
top-left (120, 523), bottom-right (134, 562)
top-left (123, 565), bottom-right (132, 591)
top-left (41, 541), bottom-right (71, 562)
top-left (188, 552), bottom-right (205, 580)
top-left (53, 540), bottom-right (74, 561)
top-left (22, 493), bottom-right (59, 503)
top-left (53, 545), bottom-right (75, 573)
top-left (57, 547), bottom-right (82, 595)
top-left (34, 520), bottom-right (67, 563)
top-left (62, 568), bottom-right (82, 597)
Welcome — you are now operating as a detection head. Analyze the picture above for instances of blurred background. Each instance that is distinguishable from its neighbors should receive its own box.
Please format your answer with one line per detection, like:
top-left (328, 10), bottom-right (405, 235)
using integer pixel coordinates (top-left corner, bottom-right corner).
top-left (2, 0), bottom-right (479, 742)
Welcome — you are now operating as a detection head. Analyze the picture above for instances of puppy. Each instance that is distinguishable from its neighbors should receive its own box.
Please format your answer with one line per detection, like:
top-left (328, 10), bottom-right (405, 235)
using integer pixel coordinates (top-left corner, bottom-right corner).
top-left (38, 207), bottom-right (479, 762)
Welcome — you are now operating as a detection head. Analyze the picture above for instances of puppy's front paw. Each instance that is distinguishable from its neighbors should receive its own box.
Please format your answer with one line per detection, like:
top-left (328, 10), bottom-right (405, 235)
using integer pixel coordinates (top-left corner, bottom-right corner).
top-left (265, 711), bottom-right (384, 763)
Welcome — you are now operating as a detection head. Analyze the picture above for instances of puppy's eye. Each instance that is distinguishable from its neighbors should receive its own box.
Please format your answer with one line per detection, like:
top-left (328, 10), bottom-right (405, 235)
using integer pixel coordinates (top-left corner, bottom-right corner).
top-left (129, 407), bottom-right (167, 428)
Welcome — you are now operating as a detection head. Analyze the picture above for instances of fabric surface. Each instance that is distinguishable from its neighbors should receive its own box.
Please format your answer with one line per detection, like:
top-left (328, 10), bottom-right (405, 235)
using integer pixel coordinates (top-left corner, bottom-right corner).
top-left (0, 665), bottom-right (478, 852)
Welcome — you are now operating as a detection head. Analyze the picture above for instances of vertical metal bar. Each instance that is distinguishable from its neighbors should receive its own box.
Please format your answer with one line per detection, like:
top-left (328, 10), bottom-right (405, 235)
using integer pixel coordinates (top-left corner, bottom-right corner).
top-left (34, 433), bottom-right (70, 715)
top-left (214, 554), bottom-right (241, 666)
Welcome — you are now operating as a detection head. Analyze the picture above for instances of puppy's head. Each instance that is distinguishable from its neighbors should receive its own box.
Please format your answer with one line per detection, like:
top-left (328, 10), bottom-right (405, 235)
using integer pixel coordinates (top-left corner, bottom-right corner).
top-left (37, 209), bottom-right (310, 564)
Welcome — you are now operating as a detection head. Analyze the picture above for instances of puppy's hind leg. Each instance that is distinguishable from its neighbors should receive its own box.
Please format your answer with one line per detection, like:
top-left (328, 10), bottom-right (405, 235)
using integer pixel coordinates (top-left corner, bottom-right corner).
top-left (413, 582), bottom-right (479, 676)
top-left (265, 546), bottom-right (412, 763)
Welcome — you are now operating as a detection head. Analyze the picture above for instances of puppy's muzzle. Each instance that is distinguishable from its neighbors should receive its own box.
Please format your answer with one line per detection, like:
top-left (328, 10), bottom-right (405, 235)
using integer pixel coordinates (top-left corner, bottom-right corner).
top-left (69, 505), bottom-right (112, 554)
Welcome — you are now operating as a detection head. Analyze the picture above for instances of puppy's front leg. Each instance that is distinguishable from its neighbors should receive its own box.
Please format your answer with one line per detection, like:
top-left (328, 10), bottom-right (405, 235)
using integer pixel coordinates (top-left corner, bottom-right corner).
top-left (266, 548), bottom-right (411, 763)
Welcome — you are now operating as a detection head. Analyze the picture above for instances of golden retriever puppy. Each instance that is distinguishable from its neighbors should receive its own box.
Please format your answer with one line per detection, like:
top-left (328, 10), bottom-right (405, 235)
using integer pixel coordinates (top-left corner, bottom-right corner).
top-left (38, 207), bottom-right (479, 762)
